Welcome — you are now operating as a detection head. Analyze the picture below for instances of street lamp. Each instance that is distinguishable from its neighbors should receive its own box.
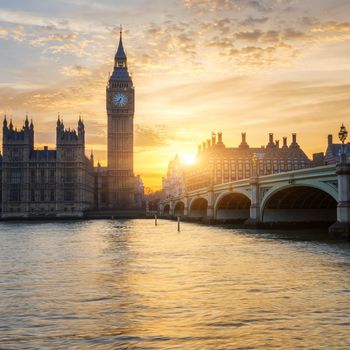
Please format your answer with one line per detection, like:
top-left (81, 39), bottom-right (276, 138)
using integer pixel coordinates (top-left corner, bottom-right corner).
top-left (338, 123), bottom-right (348, 164)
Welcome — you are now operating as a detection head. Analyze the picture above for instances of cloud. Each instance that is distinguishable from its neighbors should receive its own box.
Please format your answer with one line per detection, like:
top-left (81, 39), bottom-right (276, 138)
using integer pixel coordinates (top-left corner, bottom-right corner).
top-left (238, 80), bottom-right (350, 128)
top-left (229, 44), bottom-right (296, 68)
top-left (212, 18), bottom-right (232, 34)
top-left (135, 125), bottom-right (169, 148)
top-left (232, 28), bottom-right (305, 43)
top-left (207, 37), bottom-right (233, 48)
top-left (236, 29), bottom-right (263, 41)
top-left (308, 21), bottom-right (350, 45)
top-left (46, 40), bottom-right (87, 56)
top-left (1, 2), bottom-right (347, 76)
top-left (0, 65), bottom-right (106, 113)
top-left (240, 16), bottom-right (269, 26)
top-left (61, 65), bottom-right (92, 77)
top-left (31, 33), bottom-right (77, 46)
top-left (312, 21), bottom-right (350, 33)
top-left (27, 32), bottom-right (89, 57)
top-left (129, 20), bottom-right (199, 72)
top-left (136, 16), bottom-right (306, 71)
top-left (182, 0), bottom-right (269, 12)
top-left (283, 28), bottom-right (307, 40)
top-left (0, 8), bottom-right (109, 34)
top-left (0, 0), bottom-right (349, 190)
top-left (11, 25), bottom-right (26, 41)
top-left (0, 9), bottom-right (54, 28)
top-left (0, 27), bottom-right (8, 38)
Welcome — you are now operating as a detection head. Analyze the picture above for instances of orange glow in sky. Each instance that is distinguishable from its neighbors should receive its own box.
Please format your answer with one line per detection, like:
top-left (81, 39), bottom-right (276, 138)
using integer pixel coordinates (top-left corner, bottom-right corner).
top-left (0, 1), bottom-right (350, 189)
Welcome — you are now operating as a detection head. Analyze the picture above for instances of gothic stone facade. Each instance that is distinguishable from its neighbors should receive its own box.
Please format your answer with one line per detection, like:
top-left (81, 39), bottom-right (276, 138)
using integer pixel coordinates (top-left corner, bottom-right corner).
top-left (0, 33), bottom-right (144, 218)
top-left (99, 30), bottom-right (140, 209)
top-left (0, 116), bottom-right (94, 218)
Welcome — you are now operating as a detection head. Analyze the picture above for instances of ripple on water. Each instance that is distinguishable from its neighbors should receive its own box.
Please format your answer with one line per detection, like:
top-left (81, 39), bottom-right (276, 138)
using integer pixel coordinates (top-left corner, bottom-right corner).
top-left (0, 219), bottom-right (350, 349)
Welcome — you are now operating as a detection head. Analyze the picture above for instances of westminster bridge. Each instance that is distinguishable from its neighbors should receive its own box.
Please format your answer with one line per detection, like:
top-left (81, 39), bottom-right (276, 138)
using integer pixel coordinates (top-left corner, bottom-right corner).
top-left (159, 164), bottom-right (350, 237)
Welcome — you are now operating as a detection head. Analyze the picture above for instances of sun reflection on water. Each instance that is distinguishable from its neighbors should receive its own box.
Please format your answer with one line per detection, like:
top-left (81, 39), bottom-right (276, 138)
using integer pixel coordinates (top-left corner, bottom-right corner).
top-left (0, 219), bottom-right (349, 349)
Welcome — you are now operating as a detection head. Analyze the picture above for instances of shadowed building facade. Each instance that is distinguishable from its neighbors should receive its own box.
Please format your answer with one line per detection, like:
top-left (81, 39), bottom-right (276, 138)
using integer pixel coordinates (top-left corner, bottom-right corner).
top-left (325, 134), bottom-right (350, 165)
top-left (0, 32), bottom-right (143, 218)
top-left (1, 116), bottom-right (94, 218)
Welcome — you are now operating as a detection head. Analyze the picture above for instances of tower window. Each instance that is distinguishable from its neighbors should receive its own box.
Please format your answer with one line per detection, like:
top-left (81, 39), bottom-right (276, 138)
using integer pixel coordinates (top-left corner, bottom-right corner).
top-left (10, 169), bottom-right (21, 184)
top-left (64, 190), bottom-right (74, 202)
top-left (10, 190), bottom-right (20, 202)
top-left (50, 170), bottom-right (55, 183)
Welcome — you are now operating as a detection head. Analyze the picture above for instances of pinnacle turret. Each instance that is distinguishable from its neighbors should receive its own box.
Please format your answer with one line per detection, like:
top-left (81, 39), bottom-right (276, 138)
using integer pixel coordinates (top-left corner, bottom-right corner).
top-left (115, 25), bottom-right (127, 68)
top-left (109, 26), bottom-right (132, 84)
top-left (78, 113), bottom-right (84, 127)
top-left (90, 149), bottom-right (94, 166)
top-left (25, 113), bottom-right (29, 128)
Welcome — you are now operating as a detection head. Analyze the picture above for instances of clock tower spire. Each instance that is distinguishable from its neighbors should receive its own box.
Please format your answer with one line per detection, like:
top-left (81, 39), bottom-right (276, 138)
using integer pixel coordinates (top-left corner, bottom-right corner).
top-left (106, 27), bottom-right (136, 209)
top-left (115, 26), bottom-right (127, 68)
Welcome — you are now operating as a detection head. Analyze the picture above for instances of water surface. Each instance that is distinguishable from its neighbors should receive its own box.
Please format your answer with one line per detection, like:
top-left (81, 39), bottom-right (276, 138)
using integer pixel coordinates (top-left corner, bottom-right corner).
top-left (0, 220), bottom-right (349, 349)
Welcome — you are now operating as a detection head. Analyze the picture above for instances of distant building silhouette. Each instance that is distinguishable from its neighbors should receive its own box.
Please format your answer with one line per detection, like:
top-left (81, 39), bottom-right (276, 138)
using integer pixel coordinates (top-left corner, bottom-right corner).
top-left (310, 152), bottom-right (325, 167)
top-left (325, 134), bottom-right (350, 164)
top-left (162, 155), bottom-right (185, 199)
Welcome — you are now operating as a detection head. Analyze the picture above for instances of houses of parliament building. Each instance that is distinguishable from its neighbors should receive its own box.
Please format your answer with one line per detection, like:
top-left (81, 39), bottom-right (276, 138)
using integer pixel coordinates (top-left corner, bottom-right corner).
top-left (0, 31), bottom-right (144, 218)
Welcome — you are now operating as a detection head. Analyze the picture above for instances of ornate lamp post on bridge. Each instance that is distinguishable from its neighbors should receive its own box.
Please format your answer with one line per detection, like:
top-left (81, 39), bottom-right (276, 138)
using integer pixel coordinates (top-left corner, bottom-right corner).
top-left (329, 124), bottom-right (350, 239)
top-left (338, 123), bottom-right (348, 164)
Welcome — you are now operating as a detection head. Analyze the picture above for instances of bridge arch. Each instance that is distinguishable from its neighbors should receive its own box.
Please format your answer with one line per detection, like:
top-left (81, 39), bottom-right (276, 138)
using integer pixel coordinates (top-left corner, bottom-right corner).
top-left (214, 191), bottom-right (251, 221)
top-left (173, 201), bottom-right (185, 217)
top-left (261, 183), bottom-right (337, 225)
top-left (189, 197), bottom-right (208, 219)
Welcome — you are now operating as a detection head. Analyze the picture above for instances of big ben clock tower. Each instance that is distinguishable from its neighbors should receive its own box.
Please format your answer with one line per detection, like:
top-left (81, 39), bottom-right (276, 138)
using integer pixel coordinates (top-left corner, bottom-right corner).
top-left (106, 28), bottom-right (136, 208)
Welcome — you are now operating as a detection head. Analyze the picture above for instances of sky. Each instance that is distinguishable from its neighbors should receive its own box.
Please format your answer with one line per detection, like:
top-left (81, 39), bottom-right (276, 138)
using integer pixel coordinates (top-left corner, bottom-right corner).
top-left (0, 0), bottom-right (350, 189)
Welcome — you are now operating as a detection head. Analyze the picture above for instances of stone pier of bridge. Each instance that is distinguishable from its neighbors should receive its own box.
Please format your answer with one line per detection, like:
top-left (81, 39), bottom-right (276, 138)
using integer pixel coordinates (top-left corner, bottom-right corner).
top-left (329, 162), bottom-right (350, 238)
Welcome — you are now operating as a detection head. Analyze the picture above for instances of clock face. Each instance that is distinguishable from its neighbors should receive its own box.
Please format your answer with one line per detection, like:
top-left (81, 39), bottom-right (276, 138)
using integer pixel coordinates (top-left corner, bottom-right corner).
top-left (113, 92), bottom-right (128, 107)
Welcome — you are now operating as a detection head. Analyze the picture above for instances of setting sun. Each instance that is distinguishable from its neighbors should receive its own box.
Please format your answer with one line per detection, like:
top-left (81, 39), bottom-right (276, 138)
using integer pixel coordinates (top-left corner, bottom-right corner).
top-left (0, 1), bottom-right (349, 190)
top-left (1, 2), bottom-right (350, 349)
top-left (183, 153), bottom-right (196, 165)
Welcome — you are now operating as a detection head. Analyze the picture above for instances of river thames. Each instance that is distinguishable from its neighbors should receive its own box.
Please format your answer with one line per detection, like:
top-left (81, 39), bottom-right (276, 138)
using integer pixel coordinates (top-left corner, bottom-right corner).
top-left (0, 219), bottom-right (349, 349)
